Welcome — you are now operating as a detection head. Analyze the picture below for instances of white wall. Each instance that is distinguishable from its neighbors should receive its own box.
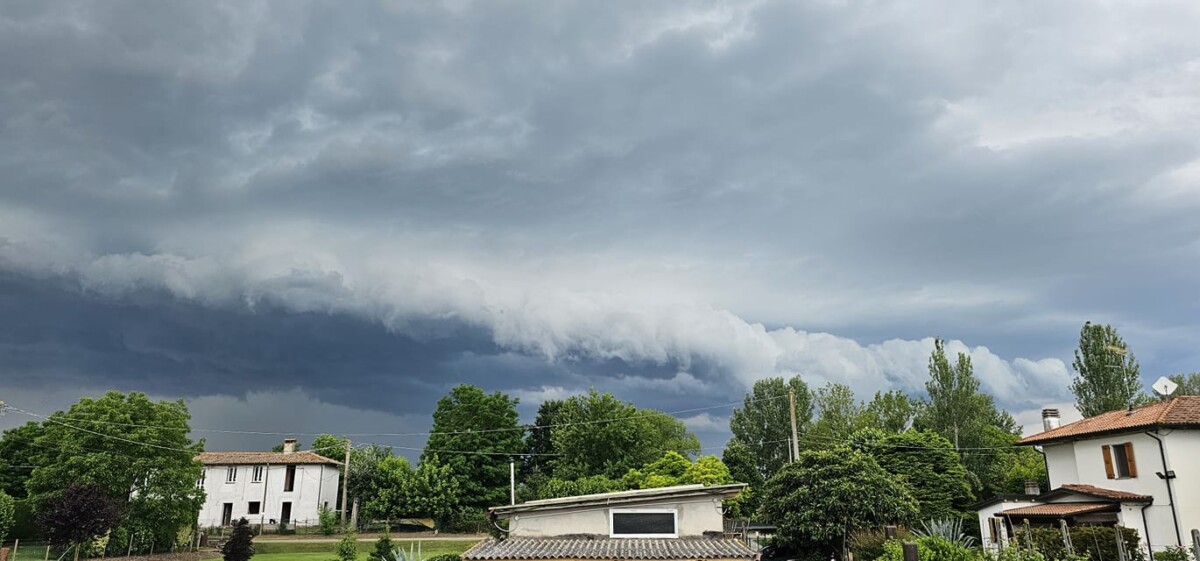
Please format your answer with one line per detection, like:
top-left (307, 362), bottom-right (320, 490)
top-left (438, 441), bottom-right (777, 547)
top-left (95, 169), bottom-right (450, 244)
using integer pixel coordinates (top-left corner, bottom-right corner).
top-left (1163, 431), bottom-right (1200, 547)
top-left (506, 496), bottom-right (726, 538)
top-left (976, 500), bottom-right (1037, 552)
top-left (197, 463), bottom-right (341, 527)
top-left (1043, 444), bottom-right (1077, 488)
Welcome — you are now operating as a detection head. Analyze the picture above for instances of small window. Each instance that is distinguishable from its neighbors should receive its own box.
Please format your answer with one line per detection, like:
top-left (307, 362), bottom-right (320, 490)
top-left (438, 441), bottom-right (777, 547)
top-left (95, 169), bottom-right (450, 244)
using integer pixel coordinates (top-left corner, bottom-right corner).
top-left (610, 509), bottom-right (677, 538)
top-left (283, 465), bottom-right (296, 492)
top-left (248, 501), bottom-right (261, 515)
top-left (226, 466), bottom-right (238, 483)
top-left (253, 466), bottom-right (265, 483)
top-left (1102, 443), bottom-right (1138, 479)
top-left (197, 472), bottom-right (206, 489)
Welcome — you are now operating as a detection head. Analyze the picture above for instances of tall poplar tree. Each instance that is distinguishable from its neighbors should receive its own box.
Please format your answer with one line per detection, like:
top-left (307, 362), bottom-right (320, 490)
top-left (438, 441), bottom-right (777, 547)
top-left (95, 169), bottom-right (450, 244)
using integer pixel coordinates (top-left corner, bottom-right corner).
top-left (1070, 322), bottom-right (1146, 417)
top-left (728, 375), bottom-right (812, 480)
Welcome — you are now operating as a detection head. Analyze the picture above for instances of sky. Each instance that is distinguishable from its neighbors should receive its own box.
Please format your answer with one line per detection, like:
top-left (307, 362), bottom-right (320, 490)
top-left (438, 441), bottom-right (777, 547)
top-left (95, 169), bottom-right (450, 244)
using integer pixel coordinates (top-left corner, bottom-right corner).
top-left (3, 1), bottom-right (1200, 460)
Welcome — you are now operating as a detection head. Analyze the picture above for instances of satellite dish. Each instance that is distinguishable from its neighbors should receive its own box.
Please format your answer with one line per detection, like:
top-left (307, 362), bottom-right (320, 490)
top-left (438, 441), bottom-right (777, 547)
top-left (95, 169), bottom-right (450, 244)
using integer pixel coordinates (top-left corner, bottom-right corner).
top-left (1152, 376), bottom-right (1179, 399)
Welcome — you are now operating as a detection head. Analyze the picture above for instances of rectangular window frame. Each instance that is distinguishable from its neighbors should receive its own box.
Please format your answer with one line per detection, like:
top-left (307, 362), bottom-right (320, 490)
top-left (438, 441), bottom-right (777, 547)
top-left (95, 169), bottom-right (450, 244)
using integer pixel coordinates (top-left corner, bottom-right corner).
top-left (197, 471), bottom-right (206, 489)
top-left (252, 465), bottom-right (265, 483)
top-left (226, 466), bottom-right (238, 483)
top-left (609, 508), bottom-right (678, 539)
top-left (248, 501), bottom-right (261, 515)
top-left (283, 465), bottom-right (296, 492)
top-left (1103, 442), bottom-right (1137, 479)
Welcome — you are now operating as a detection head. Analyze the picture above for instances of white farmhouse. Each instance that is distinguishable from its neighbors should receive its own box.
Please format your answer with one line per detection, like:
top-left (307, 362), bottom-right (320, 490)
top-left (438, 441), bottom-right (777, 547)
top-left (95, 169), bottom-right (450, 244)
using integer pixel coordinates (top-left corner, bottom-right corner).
top-left (974, 396), bottom-right (1200, 557)
top-left (195, 438), bottom-right (342, 528)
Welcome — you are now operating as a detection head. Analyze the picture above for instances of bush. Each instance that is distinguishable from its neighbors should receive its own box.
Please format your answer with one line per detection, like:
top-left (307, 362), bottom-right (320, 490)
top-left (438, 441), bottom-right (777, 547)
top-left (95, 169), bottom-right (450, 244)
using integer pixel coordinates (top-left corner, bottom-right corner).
top-left (334, 533), bottom-right (359, 561)
top-left (850, 527), bottom-right (910, 561)
top-left (1012, 525), bottom-right (1143, 561)
top-left (370, 532), bottom-right (396, 561)
top-left (319, 506), bottom-right (339, 536)
top-left (221, 519), bottom-right (255, 561)
top-left (0, 490), bottom-right (14, 544)
top-left (1154, 547), bottom-right (1193, 561)
top-left (877, 537), bottom-right (979, 561)
top-left (425, 555), bottom-right (461, 561)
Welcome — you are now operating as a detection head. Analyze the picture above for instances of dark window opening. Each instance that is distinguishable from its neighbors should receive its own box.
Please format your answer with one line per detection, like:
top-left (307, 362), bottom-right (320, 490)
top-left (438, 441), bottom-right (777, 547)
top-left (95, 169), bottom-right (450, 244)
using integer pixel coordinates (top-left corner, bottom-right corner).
top-left (284, 465), bottom-right (296, 492)
top-left (248, 501), bottom-right (261, 515)
top-left (612, 511), bottom-right (676, 537)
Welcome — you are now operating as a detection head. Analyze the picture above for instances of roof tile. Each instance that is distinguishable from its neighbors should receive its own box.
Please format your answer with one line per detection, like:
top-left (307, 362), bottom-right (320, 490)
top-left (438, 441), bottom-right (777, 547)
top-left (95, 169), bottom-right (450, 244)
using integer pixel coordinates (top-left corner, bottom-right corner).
top-left (1020, 396), bottom-right (1200, 445)
top-left (195, 451), bottom-right (341, 466)
top-left (462, 539), bottom-right (755, 561)
top-left (1057, 484), bottom-right (1151, 502)
top-left (1001, 503), bottom-right (1117, 517)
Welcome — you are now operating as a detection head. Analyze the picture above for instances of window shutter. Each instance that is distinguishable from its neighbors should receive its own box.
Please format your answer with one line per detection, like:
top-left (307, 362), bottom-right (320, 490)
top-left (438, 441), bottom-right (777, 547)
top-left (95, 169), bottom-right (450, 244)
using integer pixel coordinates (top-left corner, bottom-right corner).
top-left (1123, 442), bottom-right (1137, 477)
top-left (1102, 445), bottom-right (1115, 479)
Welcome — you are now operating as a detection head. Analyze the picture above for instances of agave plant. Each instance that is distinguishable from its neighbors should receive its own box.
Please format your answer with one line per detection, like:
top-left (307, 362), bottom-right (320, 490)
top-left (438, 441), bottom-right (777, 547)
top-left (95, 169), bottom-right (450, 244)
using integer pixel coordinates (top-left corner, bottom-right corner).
top-left (387, 547), bottom-right (410, 561)
top-left (913, 518), bottom-right (977, 547)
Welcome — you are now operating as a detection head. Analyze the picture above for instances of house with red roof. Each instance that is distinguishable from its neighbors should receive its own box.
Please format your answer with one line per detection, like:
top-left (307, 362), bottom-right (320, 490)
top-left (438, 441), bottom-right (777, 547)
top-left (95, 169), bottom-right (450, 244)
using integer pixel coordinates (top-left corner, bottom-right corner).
top-left (974, 396), bottom-right (1200, 556)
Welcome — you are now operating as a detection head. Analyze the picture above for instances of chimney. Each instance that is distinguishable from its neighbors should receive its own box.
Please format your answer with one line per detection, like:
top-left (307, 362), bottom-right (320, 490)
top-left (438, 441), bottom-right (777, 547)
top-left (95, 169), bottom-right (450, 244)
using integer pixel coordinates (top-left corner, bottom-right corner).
top-left (1024, 480), bottom-right (1041, 496)
top-left (1042, 408), bottom-right (1061, 432)
top-left (283, 438), bottom-right (297, 455)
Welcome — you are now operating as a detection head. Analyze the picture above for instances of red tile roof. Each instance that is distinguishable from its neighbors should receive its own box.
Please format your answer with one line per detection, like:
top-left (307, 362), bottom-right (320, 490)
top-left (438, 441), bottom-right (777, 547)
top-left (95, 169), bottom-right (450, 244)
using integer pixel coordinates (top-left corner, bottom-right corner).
top-left (1056, 484), bottom-right (1151, 502)
top-left (195, 451), bottom-right (341, 466)
top-left (1020, 396), bottom-right (1200, 445)
top-left (1001, 503), bottom-right (1117, 517)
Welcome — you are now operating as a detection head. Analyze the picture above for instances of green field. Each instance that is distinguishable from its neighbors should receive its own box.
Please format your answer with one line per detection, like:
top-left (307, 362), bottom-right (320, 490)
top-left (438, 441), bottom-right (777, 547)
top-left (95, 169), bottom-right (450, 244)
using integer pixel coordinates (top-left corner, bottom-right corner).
top-left (253, 539), bottom-right (480, 561)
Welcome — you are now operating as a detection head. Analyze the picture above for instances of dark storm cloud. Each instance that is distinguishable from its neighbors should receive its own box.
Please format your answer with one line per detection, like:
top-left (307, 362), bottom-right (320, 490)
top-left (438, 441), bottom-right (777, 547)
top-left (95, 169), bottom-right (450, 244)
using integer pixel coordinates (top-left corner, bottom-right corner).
top-left (4, 0), bottom-right (1200, 443)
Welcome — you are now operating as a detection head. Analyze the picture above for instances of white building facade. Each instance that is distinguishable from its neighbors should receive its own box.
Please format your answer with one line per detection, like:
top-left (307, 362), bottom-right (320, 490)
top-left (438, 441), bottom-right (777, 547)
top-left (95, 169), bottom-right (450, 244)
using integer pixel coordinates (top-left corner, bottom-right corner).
top-left (975, 397), bottom-right (1200, 558)
top-left (195, 439), bottom-right (342, 528)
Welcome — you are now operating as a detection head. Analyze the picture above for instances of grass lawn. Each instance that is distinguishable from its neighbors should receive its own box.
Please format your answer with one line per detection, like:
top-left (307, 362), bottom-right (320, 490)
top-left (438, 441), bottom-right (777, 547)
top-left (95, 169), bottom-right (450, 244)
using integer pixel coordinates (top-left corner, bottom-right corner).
top-left (253, 539), bottom-right (480, 561)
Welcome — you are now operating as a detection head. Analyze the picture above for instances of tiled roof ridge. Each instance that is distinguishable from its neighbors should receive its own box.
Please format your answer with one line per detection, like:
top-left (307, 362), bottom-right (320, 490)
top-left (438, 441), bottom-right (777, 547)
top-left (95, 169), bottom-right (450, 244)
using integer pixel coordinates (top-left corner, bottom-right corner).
top-left (194, 450), bottom-right (342, 465)
top-left (1056, 484), bottom-right (1151, 502)
top-left (1020, 395), bottom-right (1200, 445)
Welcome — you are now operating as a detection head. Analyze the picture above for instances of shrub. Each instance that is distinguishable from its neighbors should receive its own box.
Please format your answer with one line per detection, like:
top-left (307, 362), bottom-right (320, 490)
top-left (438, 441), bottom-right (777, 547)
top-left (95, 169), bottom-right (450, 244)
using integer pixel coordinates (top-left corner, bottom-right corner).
top-left (914, 519), bottom-right (976, 548)
top-left (369, 532), bottom-right (396, 561)
top-left (334, 532), bottom-right (358, 561)
top-left (850, 527), bottom-right (910, 561)
top-left (319, 506), bottom-right (339, 536)
top-left (1154, 547), bottom-right (1192, 561)
top-left (425, 555), bottom-right (461, 561)
top-left (221, 519), bottom-right (256, 561)
top-left (876, 536), bottom-right (978, 561)
top-left (1012, 525), bottom-right (1143, 561)
top-left (0, 490), bottom-right (14, 544)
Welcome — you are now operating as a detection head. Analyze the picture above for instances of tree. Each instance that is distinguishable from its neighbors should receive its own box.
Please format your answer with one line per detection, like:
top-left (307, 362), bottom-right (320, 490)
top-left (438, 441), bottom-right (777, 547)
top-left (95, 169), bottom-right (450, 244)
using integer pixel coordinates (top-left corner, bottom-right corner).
top-left (722, 440), bottom-right (763, 518)
top-left (1070, 322), bottom-right (1147, 417)
top-left (349, 445), bottom-right (395, 520)
top-left (1167, 373), bottom-right (1200, 396)
top-left (729, 376), bottom-right (812, 481)
top-left (522, 399), bottom-right (563, 478)
top-left (862, 391), bottom-right (916, 433)
top-left (335, 532), bottom-right (358, 561)
top-left (807, 383), bottom-right (866, 447)
top-left (0, 422), bottom-right (44, 499)
top-left (25, 392), bottom-right (205, 551)
top-left (221, 518), bottom-right (255, 561)
top-left (370, 531), bottom-right (396, 561)
top-left (848, 429), bottom-right (973, 521)
top-left (913, 339), bottom-right (1020, 497)
top-left (421, 385), bottom-right (524, 508)
top-left (992, 445), bottom-right (1049, 496)
top-left (365, 456), bottom-right (415, 522)
top-left (311, 435), bottom-right (347, 461)
top-left (681, 455), bottom-right (733, 486)
top-left (623, 451), bottom-right (692, 489)
top-left (0, 490), bottom-right (14, 545)
top-left (405, 456), bottom-right (462, 531)
top-left (551, 389), bottom-right (700, 480)
top-left (758, 448), bottom-right (918, 558)
top-left (318, 505), bottom-right (339, 535)
top-left (38, 484), bottom-right (123, 555)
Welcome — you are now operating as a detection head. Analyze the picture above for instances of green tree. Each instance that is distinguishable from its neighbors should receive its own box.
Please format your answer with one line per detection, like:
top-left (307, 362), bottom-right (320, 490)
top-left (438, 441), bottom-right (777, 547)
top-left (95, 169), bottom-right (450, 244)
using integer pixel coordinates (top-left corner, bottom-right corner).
top-left (722, 440), bottom-right (763, 518)
top-left (0, 422), bottom-right (43, 499)
top-left (535, 475), bottom-right (624, 500)
top-left (405, 456), bottom-right (462, 531)
top-left (681, 455), bottom-right (733, 486)
top-left (0, 490), bottom-right (14, 544)
top-left (349, 445), bottom-right (395, 520)
top-left (862, 390), bottom-right (916, 433)
top-left (1166, 373), bottom-right (1200, 396)
top-left (221, 518), bottom-right (255, 561)
top-left (808, 383), bottom-right (866, 446)
top-left (758, 448), bottom-right (918, 558)
top-left (365, 456), bottom-right (415, 521)
top-left (369, 531), bottom-right (396, 561)
top-left (848, 429), bottom-right (973, 521)
top-left (310, 435), bottom-right (348, 461)
top-left (551, 389), bottom-right (699, 480)
top-left (1070, 322), bottom-right (1147, 417)
top-left (334, 532), bottom-right (358, 561)
top-left (913, 339), bottom-right (1020, 497)
top-left (522, 399), bottom-right (563, 478)
top-left (318, 505), bottom-right (339, 535)
top-left (622, 451), bottom-right (692, 489)
top-left (729, 376), bottom-right (812, 481)
top-left (421, 385), bottom-right (524, 509)
top-left (993, 445), bottom-right (1049, 496)
top-left (26, 391), bottom-right (205, 550)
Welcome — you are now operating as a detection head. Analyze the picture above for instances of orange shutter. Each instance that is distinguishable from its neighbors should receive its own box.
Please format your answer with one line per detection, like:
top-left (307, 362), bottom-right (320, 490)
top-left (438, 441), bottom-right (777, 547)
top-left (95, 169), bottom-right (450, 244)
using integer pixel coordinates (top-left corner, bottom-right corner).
top-left (1102, 445), bottom-right (1115, 479)
top-left (1124, 443), bottom-right (1138, 477)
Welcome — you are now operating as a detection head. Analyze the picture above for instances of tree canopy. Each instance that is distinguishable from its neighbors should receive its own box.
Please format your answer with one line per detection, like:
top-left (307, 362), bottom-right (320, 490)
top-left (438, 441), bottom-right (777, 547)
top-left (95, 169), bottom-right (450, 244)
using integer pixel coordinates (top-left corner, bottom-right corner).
top-left (1167, 373), bottom-right (1200, 396)
top-left (421, 385), bottom-right (524, 508)
top-left (25, 391), bottom-right (205, 550)
top-left (861, 390), bottom-right (916, 433)
top-left (37, 483), bottom-right (123, 549)
top-left (0, 422), bottom-right (42, 499)
top-left (1070, 322), bottom-right (1147, 417)
top-left (728, 375), bottom-right (812, 481)
top-left (848, 428), bottom-right (973, 521)
top-left (758, 448), bottom-right (918, 558)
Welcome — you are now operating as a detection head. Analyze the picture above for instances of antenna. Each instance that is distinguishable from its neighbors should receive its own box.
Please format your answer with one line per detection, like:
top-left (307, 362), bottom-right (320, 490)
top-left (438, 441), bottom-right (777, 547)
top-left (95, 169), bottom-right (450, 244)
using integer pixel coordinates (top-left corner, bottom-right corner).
top-left (1151, 376), bottom-right (1179, 400)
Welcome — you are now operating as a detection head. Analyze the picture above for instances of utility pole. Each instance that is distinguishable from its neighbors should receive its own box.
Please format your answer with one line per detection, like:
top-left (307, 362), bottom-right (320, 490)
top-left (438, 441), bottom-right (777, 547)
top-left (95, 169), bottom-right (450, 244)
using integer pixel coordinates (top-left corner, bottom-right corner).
top-left (510, 461), bottom-right (516, 505)
top-left (341, 438), bottom-right (351, 527)
top-left (788, 389), bottom-right (800, 462)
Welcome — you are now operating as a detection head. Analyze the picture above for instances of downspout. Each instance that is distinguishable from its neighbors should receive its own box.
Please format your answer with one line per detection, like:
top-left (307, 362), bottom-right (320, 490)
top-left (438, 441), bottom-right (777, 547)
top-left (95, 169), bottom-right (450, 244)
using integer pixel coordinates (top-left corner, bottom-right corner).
top-left (1035, 445), bottom-right (1049, 488)
top-left (261, 463), bottom-right (270, 530)
top-left (1143, 430), bottom-right (1182, 546)
top-left (1140, 502), bottom-right (1153, 560)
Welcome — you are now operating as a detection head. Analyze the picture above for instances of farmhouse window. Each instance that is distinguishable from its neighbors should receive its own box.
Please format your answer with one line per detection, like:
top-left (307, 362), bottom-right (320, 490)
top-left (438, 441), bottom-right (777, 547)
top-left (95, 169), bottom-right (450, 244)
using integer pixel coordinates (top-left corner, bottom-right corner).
top-left (1102, 443), bottom-right (1137, 479)
top-left (226, 466), bottom-right (237, 483)
top-left (284, 465), bottom-right (296, 492)
top-left (610, 509), bottom-right (677, 538)
top-left (253, 465), bottom-right (265, 483)
top-left (248, 501), bottom-right (261, 515)
top-left (197, 472), bottom-right (205, 489)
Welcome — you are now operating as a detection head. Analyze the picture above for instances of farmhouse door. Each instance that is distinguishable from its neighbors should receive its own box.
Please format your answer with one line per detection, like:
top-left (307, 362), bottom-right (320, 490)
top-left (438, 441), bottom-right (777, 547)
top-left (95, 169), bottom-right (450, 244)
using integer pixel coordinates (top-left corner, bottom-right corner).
top-left (280, 501), bottom-right (292, 524)
top-left (221, 503), bottom-right (233, 526)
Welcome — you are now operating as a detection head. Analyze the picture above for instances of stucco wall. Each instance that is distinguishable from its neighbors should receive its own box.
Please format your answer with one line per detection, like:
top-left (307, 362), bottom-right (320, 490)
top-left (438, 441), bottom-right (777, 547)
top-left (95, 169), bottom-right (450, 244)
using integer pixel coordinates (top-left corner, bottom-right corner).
top-left (1043, 444), bottom-right (1078, 488)
top-left (1163, 430), bottom-right (1200, 547)
top-left (976, 500), bottom-right (1037, 552)
top-left (506, 496), bottom-right (726, 538)
top-left (197, 463), bottom-right (340, 527)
